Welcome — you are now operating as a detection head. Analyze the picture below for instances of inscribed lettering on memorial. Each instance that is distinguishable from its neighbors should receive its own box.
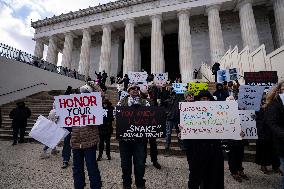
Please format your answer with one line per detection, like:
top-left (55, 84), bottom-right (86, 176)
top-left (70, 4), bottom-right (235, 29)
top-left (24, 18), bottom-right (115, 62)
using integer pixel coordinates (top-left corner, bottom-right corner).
top-left (54, 92), bottom-right (104, 127)
top-left (116, 106), bottom-right (166, 139)
top-left (179, 101), bottom-right (241, 139)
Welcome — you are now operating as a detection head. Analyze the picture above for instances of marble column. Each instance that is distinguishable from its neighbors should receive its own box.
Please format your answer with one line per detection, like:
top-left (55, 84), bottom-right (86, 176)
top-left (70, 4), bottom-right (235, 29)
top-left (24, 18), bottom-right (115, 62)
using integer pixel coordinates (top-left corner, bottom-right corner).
top-left (273, 0), bottom-right (284, 47)
top-left (237, 0), bottom-right (260, 51)
top-left (99, 24), bottom-right (112, 74)
top-left (61, 32), bottom-right (75, 69)
top-left (151, 14), bottom-right (165, 74)
top-left (178, 10), bottom-right (193, 82)
top-left (206, 4), bottom-right (225, 64)
top-left (78, 28), bottom-right (91, 77)
top-left (46, 35), bottom-right (58, 65)
top-left (123, 19), bottom-right (135, 76)
top-left (34, 38), bottom-right (44, 59)
top-left (134, 33), bottom-right (141, 72)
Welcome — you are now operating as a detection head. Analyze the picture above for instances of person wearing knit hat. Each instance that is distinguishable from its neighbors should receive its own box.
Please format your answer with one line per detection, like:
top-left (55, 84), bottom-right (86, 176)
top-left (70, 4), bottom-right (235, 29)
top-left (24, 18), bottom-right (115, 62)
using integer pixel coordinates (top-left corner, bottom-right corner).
top-left (196, 90), bottom-right (215, 101)
top-left (127, 83), bottom-right (140, 93)
top-left (184, 91), bottom-right (194, 102)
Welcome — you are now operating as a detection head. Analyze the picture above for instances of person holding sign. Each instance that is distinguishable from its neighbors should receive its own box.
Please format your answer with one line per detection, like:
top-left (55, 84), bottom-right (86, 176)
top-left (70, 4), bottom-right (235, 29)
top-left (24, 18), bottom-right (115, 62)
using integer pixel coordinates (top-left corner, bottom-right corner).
top-left (70, 83), bottom-right (102, 189)
top-left (116, 83), bottom-right (150, 189)
top-left (184, 90), bottom-right (224, 189)
top-left (266, 81), bottom-right (284, 188)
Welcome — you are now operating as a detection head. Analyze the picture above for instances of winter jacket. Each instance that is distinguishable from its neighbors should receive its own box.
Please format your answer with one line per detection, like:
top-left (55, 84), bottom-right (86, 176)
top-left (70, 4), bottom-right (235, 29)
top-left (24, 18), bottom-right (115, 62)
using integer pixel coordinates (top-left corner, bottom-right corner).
top-left (213, 84), bottom-right (229, 101)
top-left (9, 103), bottom-right (31, 128)
top-left (266, 95), bottom-right (284, 157)
top-left (71, 126), bottom-right (100, 149)
top-left (256, 108), bottom-right (273, 140)
top-left (99, 104), bottom-right (114, 136)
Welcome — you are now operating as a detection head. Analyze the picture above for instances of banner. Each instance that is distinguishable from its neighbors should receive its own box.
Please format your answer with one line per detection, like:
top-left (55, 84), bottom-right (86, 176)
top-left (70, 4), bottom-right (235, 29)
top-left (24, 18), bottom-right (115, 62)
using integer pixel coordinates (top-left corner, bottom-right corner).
top-left (238, 85), bottom-right (265, 111)
top-left (244, 71), bottom-right (278, 86)
top-left (129, 71), bottom-right (148, 83)
top-left (153, 73), bottom-right (168, 86)
top-left (172, 83), bottom-right (188, 94)
top-left (54, 92), bottom-right (104, 127)
top-left (188, 82), bottom-right (209, 96)
top-left (29, 115), bottom-right (70, 149)
top-left (239, 110), bottom-right (257, 139)
top-left (179, 101), bottom-right (242, 139)
top-left (116, 106), bottom-right (166, 139)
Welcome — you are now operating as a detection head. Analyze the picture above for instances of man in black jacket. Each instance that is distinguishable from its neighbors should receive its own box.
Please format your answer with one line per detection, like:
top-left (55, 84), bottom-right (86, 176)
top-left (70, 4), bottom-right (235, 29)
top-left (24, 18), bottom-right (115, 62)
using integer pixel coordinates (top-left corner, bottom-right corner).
top-left (9, 101), bottom-right (31, 145)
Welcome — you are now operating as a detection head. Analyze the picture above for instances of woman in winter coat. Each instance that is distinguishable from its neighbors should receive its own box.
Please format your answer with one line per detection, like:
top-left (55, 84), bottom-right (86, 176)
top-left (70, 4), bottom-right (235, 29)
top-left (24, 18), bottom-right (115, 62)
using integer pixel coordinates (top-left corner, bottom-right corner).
top-left (266, 81), bottom-right (284, 188)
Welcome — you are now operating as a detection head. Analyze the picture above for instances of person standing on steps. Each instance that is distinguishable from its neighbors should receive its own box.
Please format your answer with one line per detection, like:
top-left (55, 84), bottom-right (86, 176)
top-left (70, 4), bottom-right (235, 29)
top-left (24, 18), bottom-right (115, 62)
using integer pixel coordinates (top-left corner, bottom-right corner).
top-left (9, 101), bottom-right (31, 145)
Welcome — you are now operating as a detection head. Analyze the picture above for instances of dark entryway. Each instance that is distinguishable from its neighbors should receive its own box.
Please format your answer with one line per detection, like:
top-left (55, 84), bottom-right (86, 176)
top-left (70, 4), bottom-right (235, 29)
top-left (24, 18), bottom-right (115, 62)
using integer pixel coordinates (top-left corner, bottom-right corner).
top-left (140, 33), bottom-right (180, 81)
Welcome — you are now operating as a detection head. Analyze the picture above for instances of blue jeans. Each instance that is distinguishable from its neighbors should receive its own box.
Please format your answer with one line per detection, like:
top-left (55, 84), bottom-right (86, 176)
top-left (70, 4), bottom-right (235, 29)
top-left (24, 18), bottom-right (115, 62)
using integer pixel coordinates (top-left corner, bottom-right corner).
top-left (119, 140), bottom-right (146, 188)
top-left (72, 146), bottom-right (102, 189)
top-left (165, 121), bottom-right (176, 148)
top-left (62, 128), bottom-right (72, 162)
top-left (280, 157), bottom-right (284, 189)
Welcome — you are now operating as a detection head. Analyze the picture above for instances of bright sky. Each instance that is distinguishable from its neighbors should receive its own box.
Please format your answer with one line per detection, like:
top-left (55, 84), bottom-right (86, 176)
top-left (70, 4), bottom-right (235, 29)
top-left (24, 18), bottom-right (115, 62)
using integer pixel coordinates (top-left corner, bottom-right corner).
top-left (0, 0), bottom-right (115, 65)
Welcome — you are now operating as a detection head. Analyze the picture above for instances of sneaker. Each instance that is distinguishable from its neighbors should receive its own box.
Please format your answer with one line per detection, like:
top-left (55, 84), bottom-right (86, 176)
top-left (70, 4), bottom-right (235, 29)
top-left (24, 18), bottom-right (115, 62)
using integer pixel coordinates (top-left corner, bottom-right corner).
top-left (40, 152), bottom-right (50, 159)
top-left (12, 141), bottom-right (17, 146)
top-left (107, 156), bottom-right (111, 160)
top-left (231, 173), bottom-right (242, 182)
top-left (238, 171), bottom-right (249, 180)
top-left (97, 156), bottom-right (102, 161)
top-left (153, 161), bottom-right (161, 169)
top-left (61, 162), bottom-right (69, 169)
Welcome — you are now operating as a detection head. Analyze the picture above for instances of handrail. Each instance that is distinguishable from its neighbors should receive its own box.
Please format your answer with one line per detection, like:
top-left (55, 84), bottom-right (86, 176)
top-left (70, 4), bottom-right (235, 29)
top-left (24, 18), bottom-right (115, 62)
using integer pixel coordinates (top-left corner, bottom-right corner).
top-left (0, 43), bottom-right (85, 81)
top-left (0, 83), bottom-right (47, 97)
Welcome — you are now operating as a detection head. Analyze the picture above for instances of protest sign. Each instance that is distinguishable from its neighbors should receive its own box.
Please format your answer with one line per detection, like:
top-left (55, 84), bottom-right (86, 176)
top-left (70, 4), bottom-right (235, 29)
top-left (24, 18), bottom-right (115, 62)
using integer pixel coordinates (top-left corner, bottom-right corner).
top-left (217, 70), bottom-right (227, 83)
top-left (217, 68), bottom-right (238, 83)
top-left (138, 83), bottom-right (149, 93)
top-left (54, 92), bottom-right (104, 127)
top-left (116, 106), bottom-right (166, 139)
top-left (229, 68), bottom-right (238, 81)
top-left (244, 71), bottom-right (278, 86)
top-left (129, 71), bottom-right (148, 83)
top-left (179, 101), bottom-right (242, 139)
top-left (239, 110), bottom-right (257, 139)
top-left (188, 82), bottom-right (209, 96)
top-left (153, 73), bottom-right (168, 86)
top-left (29, 115), bottom-right (70, 149)
top-left (238, 85), bottom-right (265, 111)
top-left (172, 83), bottom-right (188, 94)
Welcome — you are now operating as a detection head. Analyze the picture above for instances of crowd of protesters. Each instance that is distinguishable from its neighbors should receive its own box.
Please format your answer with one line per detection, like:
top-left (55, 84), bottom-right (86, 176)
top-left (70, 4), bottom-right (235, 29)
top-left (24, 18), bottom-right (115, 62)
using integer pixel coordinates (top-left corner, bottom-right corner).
top-left (8, 69), bottom-right (284, 189)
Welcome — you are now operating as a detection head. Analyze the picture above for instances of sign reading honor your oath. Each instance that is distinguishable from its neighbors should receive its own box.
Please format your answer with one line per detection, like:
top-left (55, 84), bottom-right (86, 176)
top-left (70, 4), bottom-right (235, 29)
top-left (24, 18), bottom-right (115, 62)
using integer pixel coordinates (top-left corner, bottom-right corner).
top-left (179, 101), bottom-right (242, 140)
top-left (116, 106), bottom-right (166, 139)
top-left (54, 92), bottom-right (104, 127)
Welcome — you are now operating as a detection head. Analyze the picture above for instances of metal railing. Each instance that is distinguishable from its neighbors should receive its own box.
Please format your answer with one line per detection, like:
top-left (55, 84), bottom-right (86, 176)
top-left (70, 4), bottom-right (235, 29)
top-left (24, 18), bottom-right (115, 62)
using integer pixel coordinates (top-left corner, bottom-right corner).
top-left (0, 43), bottom-right (85, 81)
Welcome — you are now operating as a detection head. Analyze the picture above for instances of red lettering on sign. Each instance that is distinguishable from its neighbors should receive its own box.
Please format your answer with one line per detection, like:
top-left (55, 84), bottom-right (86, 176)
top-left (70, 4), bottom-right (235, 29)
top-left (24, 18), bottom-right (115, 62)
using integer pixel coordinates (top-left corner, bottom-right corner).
top-left (65, 117), bottom-right (72, 126)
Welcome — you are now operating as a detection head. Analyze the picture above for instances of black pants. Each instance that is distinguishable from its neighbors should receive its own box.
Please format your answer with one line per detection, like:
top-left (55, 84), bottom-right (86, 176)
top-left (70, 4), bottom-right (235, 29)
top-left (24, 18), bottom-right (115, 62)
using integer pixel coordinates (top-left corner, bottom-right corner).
top-left (13, 126), bottom-right (26, 142)
top-left (144, 139), bottom-right (158, 163)
top-left (228, 143), bottom-right (244, 174)
top-left (188, 142), bottom-right (224, 189)
top-left (98, 134), bottom-right (111, 157)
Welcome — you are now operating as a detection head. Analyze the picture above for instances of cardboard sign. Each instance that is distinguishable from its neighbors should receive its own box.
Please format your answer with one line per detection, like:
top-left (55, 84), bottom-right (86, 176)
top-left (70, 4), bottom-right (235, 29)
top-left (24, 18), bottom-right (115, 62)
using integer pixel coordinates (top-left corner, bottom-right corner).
top-left (179, 101), bottom-right (242, 140)
top-left (120, 91), bottom-right (129, 100)
top-left (244, 71), bottom-right (278, 86)
top-left (217, 68), bottom-right (238, 83)
top-left (153, 73), bottom-right (168, 86)
top-left (129, 72), bottom-right (148, 83)
top-left (238, 85), bottom-right (265, 111)
top-left (54, 93), bottom-right (104, 127)
top-left (188, 82), bottom-right (209, 96)
top-left (116, 106), bottom-right (166, 139)
top-left (172, 83), bottom-right (188, 94)
top-left (138, 83), bottom-right (149, 93)
top-left (239, 110), bottom-right (257, 139)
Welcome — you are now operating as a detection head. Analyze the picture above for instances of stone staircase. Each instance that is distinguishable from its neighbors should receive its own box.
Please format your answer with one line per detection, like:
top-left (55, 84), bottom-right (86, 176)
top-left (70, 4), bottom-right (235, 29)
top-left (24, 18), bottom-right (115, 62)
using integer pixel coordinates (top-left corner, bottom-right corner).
top-left (0, 85), bottom-right (256, 161)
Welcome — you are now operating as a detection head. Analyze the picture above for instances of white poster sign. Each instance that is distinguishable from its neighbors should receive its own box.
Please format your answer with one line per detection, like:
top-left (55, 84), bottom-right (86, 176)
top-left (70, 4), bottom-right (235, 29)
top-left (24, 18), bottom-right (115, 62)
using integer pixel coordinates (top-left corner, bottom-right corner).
top-left (180, 101), bottom-right (242, 139)
top-left (120, 91), bottom-right (129, 100)
top-left (54, 92), bottom-right (104, 127)
top-left (128, 71), bottom-right (148, 83)
top-left (172, 83), bottom-right (187, 94)
top-left (29, 115), bottom-right (69, 149)
top-left (239, 110), bottom-right (257, 139)
top-left (238, 85), bottom-right (265, 111)
top-left (153, 73), bottom-right (168, 86)
top-left (138, 83), bottom-right (149, 93)
top-left (217, 68), bottom-right (238, 83)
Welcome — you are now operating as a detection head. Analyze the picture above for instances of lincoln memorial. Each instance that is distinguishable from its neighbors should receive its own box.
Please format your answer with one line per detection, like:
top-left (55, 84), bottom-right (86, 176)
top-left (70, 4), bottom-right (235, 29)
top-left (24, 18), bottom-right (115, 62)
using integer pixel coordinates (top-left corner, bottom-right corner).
top-left (31, 0), bottom-right (284, 82)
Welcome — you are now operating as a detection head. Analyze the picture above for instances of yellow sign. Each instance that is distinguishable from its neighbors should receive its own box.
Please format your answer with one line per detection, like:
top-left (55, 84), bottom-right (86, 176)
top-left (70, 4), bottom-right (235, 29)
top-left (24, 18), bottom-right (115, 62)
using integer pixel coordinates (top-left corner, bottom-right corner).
top-left (188, 82), bottom-right (209, 96)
